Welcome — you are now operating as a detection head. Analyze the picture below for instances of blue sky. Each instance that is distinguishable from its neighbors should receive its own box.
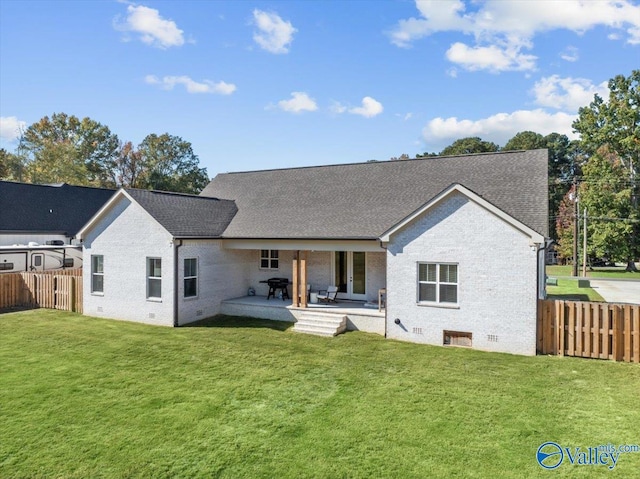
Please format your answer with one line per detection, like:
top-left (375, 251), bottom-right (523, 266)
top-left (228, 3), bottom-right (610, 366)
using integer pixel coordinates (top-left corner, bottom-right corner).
top-left (1, 0), bottom-right (639, 178)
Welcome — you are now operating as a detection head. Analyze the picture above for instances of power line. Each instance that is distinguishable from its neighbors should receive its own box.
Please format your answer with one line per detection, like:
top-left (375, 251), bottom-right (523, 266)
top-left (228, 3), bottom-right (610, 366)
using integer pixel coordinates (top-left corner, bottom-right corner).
top-left (548, 214), bottom-right (640, 223)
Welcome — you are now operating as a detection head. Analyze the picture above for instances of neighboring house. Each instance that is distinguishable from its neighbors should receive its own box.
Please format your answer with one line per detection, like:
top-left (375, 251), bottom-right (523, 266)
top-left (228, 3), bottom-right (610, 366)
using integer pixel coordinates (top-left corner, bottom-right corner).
top-left (0, 181), bottom-right (114, 246)
top-left (78, 149), bottom-right (549, 356)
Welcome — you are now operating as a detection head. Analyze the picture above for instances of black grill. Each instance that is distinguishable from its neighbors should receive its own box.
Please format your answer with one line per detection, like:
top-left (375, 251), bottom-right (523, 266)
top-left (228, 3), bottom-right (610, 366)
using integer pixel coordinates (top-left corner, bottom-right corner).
top-left (265, 278), bottom-right (290, 300)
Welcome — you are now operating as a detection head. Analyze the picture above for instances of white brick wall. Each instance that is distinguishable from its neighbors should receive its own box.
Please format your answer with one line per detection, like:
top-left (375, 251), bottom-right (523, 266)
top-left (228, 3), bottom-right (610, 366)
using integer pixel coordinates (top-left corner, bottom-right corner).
top-left (83, 197), bottom-right (175, 326)
top-left (177, 241), bottom-right (254, 325)
top-left (385, 192), bottom-right (539, 356)
top-left (366, 252), bottom-right (386, 303)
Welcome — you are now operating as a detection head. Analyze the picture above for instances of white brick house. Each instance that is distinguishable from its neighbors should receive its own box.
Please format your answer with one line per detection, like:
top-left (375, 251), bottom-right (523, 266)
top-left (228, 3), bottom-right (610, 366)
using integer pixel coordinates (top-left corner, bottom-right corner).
top-left (78, 150), bottom-right (549, 355)
top-left (381, 184), bottom-right (545, 356)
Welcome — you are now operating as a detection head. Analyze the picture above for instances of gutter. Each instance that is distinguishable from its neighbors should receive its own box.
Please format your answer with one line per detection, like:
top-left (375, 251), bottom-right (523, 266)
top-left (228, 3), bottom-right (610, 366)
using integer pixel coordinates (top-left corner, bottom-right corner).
top-left (173, 239), bottom-right (183, 327)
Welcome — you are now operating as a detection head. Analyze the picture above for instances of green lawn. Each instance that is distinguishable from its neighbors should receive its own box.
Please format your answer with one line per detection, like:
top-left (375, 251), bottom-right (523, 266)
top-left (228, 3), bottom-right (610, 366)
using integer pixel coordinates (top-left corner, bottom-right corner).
top-left (546, 279), bottom-right (605, 302)
top-left (547, 265), bottom-right (640, 280)
top-left (1, 310), bottom-right (639, 478)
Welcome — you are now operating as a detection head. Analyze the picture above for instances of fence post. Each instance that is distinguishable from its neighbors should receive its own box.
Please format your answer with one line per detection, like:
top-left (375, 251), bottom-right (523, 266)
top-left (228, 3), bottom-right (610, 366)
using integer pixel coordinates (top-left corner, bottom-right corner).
top-left (537, 300), bottom-right (543, 354)
top-left (555, 300), bottom-right (564, 356)
top-left (70, 276), bottom-right (76, 312)
top-left (612, 306), bottom-right (624, 361)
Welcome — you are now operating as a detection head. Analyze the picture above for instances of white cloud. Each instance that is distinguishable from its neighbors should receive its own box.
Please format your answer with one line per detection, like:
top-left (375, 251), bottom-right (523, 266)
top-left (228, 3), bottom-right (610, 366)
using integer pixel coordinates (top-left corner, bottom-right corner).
top-left (532, 75), bottom-right (608, 111)
top-left (446, 42), bottom-right (536, 72)
top-left (277, 92), bottom-right (318, 113)
top-left (422, 109), bottom-right (578, 148)
top-left (348, 97), bottom-right (384, 118)
top-left (115, 4), bottom-right (185, 49)
top-left (560, 46), bottom-right (579, 62)
top-left (629, 26), bottom-right (640, 44)
top-left (0, 116), bottom-right (26, 142)
top-left (252, 10), bottom-right (296, 54)
top-left (329, 101), bottom-right (347, 114)
top-left (389, 0), bottom-right (640, 71)
top-left (145, 75), bottom-right (236, 95)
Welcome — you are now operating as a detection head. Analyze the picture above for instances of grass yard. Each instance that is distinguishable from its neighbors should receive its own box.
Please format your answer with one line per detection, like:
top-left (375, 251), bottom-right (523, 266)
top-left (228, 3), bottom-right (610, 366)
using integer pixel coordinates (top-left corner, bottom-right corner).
top-left (546, 279), bottom-right (605, 302)
top-left (1, 310), bottom-right (639, 478)
top-left (546, 265), bottom-right (640, 280)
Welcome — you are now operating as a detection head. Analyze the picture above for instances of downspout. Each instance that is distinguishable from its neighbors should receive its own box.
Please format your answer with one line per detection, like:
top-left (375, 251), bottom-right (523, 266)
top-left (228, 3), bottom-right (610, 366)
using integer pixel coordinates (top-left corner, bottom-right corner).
top-left (379, 240), bottom-right (388, 338)
top-left (173, 239), bottom-right (183, 327)
top-left (537, 239), bottom-right (552, 300)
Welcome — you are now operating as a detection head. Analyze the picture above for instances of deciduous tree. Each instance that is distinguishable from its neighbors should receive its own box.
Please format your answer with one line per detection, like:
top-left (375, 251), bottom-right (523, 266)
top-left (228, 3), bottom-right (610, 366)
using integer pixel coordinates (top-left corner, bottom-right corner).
top-left (18, 113), bottom-right (119, 186)
top-left (573, 70), bottom-right (639, 177)
top-left (439, 137), bottom-right (499, 156)
top-left (136, 133), bottom-right (209, 194)
top-left (579, 148), bottom-right (638, 271)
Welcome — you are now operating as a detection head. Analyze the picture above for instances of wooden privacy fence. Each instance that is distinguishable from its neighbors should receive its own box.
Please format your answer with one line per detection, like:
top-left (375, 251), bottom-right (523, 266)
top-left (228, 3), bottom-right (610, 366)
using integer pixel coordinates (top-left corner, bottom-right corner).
top-left (538, 299), bottom-right (640, 363)
top-left (0, 269), bottom-right (83, 313)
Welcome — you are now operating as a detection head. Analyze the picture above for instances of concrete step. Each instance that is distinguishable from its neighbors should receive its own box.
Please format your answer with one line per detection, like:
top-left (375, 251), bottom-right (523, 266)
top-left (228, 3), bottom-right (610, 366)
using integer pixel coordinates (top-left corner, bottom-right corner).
top-left (293, 313), bottom-right (347, 337)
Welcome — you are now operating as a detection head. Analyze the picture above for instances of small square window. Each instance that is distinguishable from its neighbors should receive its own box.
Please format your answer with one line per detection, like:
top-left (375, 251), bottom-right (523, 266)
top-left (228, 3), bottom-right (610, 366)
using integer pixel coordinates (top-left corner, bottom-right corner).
top-left (260, 250), bottom-right (279, 270)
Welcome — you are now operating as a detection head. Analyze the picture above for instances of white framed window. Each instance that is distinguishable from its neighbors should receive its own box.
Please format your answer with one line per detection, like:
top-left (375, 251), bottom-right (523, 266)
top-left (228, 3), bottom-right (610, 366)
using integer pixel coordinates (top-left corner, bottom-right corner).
top-left (147, 257), bottom-right (162, 299)
top-left (418, 263), bottom-right (458, 304)
top-left (91, 255), bottom-right (104, 293)
top-left (184, 258), bottom-right (197, 298)
top-left (260, 250), bottom-right (279, 269)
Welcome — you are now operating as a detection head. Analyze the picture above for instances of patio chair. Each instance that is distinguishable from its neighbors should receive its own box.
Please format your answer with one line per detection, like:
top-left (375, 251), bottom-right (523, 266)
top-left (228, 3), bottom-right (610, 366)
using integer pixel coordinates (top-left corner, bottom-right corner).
top-left (317, 285), bottom-right (339, 303)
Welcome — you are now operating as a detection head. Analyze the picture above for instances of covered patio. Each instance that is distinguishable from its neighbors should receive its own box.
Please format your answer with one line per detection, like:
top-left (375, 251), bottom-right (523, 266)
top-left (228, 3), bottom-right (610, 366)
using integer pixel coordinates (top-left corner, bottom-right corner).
top-left (220, 294), bottom-right (386, 335)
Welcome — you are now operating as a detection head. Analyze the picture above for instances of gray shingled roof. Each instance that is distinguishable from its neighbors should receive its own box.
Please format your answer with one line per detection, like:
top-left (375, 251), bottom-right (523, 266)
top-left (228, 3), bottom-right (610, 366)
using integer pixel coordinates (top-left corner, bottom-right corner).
top-left (126, 189), bottom-right (237, 238)
top-left (0, 181), bottom-right (115, 235)
top-left (201, 149), bottom-right (549, 239)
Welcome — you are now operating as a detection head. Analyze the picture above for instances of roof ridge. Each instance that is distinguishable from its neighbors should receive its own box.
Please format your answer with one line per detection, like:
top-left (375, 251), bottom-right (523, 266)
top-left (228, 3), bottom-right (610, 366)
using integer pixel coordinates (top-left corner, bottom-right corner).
top-left (215, 149), bottom-right (545, 176)
top-left (126, 188), bottom-right (227, 201)
top-left (0, 180), bottom-right (115, 191)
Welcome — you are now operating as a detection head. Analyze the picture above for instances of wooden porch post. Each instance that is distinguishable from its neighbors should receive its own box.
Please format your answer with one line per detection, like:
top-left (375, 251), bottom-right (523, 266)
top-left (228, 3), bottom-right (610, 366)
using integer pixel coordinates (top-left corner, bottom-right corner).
top-left (300, 251), bottom-right (308, 308)
top-left (292, 251), bottom-right (299, 307)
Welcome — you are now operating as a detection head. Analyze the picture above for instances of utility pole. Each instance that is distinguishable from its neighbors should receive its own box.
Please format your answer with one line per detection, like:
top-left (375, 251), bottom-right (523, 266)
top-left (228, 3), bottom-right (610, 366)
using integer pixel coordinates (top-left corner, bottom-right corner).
top-left (572, 178), bottom-right (579, 277)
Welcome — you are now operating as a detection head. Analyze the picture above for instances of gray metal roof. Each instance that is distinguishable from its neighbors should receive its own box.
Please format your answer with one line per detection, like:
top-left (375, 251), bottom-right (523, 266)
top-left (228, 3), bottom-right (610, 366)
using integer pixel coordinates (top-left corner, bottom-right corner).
top-left (201, 149), bottom-right (549, 239)
top-left (126, 189), bottom-right (237, 238)
top-left (0, 181), bottom-right (115, 236)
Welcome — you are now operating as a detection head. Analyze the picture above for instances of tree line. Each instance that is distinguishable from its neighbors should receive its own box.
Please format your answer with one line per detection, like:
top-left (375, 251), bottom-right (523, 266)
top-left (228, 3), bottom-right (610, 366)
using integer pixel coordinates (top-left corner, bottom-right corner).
top-left (0, 113), bottom-right (209, 194)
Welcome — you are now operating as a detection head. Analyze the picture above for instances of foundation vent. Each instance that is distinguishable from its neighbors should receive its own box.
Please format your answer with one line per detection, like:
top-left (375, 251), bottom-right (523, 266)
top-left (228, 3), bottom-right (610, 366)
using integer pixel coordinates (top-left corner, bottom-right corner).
top-left (487, 334), bottom-right (498, 342)
top-left (412, 327), bottom-right (423, 335)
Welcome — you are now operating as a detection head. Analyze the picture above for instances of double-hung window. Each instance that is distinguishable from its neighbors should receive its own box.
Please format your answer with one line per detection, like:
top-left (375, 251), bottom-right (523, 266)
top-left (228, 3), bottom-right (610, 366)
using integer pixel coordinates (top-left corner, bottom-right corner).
top-left (260, 250), bottom-right (279, 269)
top-left (184, 258), bottom-right (197, 298)
top-left (91, 255), bottom-right (104, 293)
top-left (418, 263), bottom-right (458, 304)
top-left (147, 258), bottom-right (162, 299)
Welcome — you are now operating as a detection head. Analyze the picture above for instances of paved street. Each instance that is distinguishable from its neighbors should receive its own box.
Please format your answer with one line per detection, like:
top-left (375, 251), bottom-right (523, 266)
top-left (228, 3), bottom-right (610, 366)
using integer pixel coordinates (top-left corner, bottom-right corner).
top-left (590, 280), bottom-right (640, 304)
